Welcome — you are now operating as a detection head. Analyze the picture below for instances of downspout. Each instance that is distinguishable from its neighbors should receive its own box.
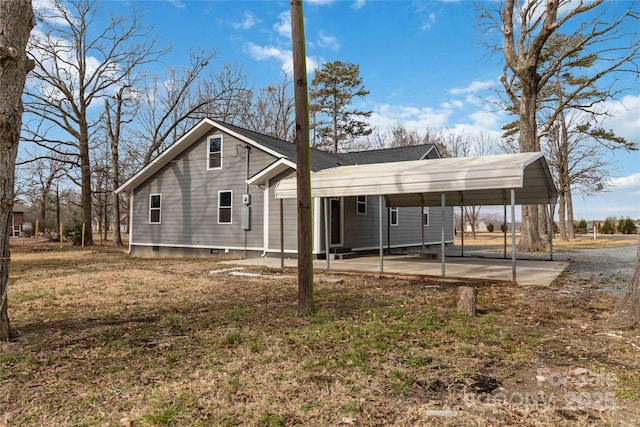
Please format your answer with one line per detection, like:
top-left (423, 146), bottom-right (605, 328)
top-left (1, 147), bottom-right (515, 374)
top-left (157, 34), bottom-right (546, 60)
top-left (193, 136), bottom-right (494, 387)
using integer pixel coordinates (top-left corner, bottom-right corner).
top-left (242, 145), bottom-right (251, 258)
top-left (127, 191), bottom-right (133, 254)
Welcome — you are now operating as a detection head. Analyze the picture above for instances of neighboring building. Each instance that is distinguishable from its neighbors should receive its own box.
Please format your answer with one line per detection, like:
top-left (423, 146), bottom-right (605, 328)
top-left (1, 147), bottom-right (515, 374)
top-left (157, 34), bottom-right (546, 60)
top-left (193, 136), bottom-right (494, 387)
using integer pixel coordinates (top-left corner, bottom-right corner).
top-left (116, 119), bottom-right (455, 258)
top-left (465, 221), bottom-right (488, 233)
top-left (10, 204), bottom-right (26, 237)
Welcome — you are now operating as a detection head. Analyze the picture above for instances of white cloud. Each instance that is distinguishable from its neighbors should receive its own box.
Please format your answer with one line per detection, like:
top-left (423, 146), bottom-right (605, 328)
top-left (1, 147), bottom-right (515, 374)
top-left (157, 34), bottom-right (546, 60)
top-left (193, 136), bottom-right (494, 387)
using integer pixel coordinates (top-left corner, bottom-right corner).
top-left (353, 0), bottom-right (366, 9)
top-left (591, 94), bottom-right (640, 143)
top-left (469, 109), bottom-right (499, 129)
top-left (317, 31), bottom-right (340, 51)
top-left (449, 79), bottom-right (495, 95)
top-left (307, 0), bottom-right (335, 5)
top-left (369, 104), bottom-right (453, 130)
top-left (421, 13), bottom-right (436, 30)
top-left (245, 42), bottom-right (320, 75)
top-left (611, 173), bottom-right (640, 190)
top-left (232, 12), bottom-right (260, 30)
top-left (274, 11), bottom-right (291, 38)
top-left (166, 0), bottom-right (186, 9)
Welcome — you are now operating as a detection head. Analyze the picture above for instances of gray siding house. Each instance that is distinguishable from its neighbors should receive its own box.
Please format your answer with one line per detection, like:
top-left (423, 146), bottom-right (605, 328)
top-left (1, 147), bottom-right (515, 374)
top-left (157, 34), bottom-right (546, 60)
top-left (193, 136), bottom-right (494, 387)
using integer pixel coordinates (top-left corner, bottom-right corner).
top-left (117, 119), bottom-right (454, 258)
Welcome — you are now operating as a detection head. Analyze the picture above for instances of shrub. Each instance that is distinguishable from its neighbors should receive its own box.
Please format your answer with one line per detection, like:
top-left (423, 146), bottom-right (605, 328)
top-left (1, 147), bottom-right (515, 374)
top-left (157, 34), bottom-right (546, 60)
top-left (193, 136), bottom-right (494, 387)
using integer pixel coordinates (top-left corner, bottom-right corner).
top-left (500, 223), bottom-right (507, 233)
top-left (619, 217), bottom-right (638, 234)
top-left (601, 218), bottom-right (616, 234)
top-left (487, 223), bottom-right (494, 232)
top-left (65, 223), bottom-right (84, 245)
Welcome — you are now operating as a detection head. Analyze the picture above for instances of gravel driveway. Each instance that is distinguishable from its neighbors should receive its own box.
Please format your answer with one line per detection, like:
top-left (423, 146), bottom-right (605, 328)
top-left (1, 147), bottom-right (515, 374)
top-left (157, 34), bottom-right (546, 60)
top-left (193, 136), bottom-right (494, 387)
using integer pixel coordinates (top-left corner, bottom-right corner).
top-left (553, 244), bottom-right (638, 296)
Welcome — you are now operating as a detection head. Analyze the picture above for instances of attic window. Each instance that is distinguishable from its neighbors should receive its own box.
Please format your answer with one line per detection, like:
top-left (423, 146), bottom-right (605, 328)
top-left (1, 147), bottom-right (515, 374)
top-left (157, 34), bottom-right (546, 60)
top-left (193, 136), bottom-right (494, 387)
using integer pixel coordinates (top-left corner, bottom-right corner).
top-left (208, 135), bottom-right (222, 169)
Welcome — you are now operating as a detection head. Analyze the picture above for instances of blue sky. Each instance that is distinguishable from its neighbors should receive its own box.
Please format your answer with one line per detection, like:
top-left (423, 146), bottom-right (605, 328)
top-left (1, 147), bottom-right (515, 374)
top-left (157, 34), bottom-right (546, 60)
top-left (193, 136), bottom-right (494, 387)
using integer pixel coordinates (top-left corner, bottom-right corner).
top-left (41, 0), bottom-right (640, 221)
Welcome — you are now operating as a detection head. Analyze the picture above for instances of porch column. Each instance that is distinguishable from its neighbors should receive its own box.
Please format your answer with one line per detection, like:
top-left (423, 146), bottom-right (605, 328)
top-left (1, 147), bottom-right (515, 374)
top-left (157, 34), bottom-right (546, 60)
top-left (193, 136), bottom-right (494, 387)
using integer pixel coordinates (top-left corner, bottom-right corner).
top-left (379, 195), bottom-right (384, 273)
top-left (280, 198), bottom-right (284, 270)
top-left (441, 192), bottom-right (446, 277)
top-left (324, 197), bottom-right (330, 270)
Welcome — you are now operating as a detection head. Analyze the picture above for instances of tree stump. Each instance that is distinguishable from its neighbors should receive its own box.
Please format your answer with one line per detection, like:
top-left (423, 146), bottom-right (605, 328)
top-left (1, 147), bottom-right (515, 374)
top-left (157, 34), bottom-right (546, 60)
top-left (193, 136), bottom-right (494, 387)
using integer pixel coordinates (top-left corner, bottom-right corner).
top-left (457, 286), bottom-right (477, 317)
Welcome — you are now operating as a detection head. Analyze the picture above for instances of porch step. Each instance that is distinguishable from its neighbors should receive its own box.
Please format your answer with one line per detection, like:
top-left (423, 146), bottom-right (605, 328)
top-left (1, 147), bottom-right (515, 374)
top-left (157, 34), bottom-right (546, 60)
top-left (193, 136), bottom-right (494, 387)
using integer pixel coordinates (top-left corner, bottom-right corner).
top-left (334, 251), bottom-right (359, 260)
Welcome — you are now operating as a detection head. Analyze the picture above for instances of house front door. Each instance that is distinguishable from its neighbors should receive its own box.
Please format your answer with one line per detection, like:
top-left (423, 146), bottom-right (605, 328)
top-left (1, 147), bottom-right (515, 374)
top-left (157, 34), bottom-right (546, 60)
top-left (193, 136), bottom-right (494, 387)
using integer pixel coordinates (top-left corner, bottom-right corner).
top-left (330, 197), bottom-right (343, 247)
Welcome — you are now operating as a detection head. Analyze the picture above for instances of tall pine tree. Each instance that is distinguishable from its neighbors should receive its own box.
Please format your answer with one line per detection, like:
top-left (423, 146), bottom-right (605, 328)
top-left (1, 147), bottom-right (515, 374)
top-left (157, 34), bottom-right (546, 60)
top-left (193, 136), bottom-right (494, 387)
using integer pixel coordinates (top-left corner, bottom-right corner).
top-left (310, 61), bottom-right (372, 153)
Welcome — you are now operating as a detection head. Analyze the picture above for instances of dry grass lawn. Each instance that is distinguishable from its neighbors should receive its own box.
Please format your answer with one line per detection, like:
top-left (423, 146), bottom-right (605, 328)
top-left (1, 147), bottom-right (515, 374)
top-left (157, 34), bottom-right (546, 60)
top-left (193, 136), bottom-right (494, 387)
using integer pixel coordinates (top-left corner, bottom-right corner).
top-left (1, 238), bottom-right (639, 426)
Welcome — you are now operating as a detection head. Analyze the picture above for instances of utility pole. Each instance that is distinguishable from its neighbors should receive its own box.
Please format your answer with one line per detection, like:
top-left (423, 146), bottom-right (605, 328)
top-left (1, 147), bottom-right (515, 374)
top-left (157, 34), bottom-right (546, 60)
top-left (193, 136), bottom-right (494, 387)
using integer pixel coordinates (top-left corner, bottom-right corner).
top-left (290, 0), bottom-right (314, 313)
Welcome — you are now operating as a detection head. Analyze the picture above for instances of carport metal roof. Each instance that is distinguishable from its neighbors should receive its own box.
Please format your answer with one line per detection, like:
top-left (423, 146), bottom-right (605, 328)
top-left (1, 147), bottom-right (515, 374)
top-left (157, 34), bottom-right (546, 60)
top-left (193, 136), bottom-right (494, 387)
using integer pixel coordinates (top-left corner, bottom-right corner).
top-left (274, 152), bottom-right (557, 285)
top-left (274, 152), bottom-right (557, 205)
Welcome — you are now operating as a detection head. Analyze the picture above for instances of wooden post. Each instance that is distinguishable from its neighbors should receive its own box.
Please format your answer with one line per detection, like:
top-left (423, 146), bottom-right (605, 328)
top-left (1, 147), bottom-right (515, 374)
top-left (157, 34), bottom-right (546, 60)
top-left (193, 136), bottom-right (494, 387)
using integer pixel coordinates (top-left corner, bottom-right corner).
top-left (59, 223), bottom-right (63, 248)
top-left (290, 0), bottom-right (314, 313)
top-left (82, 223), bottom-right (86, 248)
top-left (457, 286), bottom-right (477, 317)
top-left (34, 219), bottom-right (39, 249)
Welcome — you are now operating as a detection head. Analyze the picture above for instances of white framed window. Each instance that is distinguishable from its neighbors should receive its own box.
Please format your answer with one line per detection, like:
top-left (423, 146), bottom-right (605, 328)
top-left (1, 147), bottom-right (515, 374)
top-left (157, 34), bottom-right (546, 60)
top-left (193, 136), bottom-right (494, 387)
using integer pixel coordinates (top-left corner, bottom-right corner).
top-left (390, 207), bottom-right (398, 226)
top-left (149, 194), bottom-right (161, 224)
top-left (356, 195), bottom-right (367, 215)
top-left (218, 190), bottom-right (232, 224)
top-left (208, 135), bottom-right (222, 169)
top-left (423, 207), bottom-right (429, 226)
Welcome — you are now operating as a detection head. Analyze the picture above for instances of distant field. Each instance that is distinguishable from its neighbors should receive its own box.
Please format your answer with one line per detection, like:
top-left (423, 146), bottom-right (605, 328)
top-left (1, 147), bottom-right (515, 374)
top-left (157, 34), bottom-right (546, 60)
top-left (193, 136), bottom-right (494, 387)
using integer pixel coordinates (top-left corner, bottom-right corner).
top-left (455, 232), bottom-right (638, 249)
top-left (1, 239), bottom-right (639, 426)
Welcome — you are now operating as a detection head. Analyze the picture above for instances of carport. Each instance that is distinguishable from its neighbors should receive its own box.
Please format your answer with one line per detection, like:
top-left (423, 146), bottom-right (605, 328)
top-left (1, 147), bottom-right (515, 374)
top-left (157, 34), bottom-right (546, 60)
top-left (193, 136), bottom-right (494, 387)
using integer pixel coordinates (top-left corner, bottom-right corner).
top-left (275, 152), bottom-right (557, 284)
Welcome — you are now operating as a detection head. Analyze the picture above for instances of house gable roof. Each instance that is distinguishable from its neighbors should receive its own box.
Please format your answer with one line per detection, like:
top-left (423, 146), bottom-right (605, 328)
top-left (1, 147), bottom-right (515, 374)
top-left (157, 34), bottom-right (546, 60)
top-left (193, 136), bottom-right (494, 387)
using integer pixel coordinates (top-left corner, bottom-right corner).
top-left (116, 118), bottom-right (439, 194)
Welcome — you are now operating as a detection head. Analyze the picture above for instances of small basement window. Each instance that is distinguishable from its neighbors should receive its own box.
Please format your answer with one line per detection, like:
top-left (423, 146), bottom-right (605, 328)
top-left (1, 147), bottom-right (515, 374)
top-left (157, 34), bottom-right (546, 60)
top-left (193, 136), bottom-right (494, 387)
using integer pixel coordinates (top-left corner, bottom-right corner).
top-left (149, 194), bottom-right (161, 224)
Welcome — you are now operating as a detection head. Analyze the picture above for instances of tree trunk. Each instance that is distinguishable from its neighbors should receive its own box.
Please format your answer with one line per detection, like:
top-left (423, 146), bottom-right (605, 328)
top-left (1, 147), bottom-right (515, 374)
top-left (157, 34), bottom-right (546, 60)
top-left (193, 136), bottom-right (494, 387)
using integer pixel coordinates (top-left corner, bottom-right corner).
top-left (457, 286), bottom-right (477, 317)
top-left (79, 121), bottom-right (94, 246)
top-left (558, 189), bottom-right (567, 241)
top-left (105, 96), bottom-right (123, 247)
top-left (517, 87), bottom-right (546, 252)
top-left (566, 186), bottom-right (576, 239)
top-left (608, 235), bottom-right (640, 329)
top-left (0, 0), bottom-right (35, 341)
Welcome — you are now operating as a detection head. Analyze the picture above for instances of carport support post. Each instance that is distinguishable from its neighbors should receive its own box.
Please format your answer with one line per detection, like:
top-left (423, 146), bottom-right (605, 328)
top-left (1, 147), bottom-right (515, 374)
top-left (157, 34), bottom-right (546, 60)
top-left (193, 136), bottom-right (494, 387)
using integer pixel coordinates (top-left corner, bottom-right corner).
top-left (510, 189), bottom-right (516, 284)
top-left (421, 200), bottom-right (425, 253)
top-left (503, 192), bottom-right (507, 259)
top-left (441, 193), bottom-right (446, 277)
top-left (379, 195), bottom-right (384, 273)
top-left (324, 197), bottom-right (330, 270)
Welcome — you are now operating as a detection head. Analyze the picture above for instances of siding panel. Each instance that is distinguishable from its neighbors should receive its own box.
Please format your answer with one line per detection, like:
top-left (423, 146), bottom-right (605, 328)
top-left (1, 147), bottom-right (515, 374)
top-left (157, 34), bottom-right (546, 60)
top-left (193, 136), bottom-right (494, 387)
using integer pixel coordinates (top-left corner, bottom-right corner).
top-left (131, 129), bottom-right (278, 251)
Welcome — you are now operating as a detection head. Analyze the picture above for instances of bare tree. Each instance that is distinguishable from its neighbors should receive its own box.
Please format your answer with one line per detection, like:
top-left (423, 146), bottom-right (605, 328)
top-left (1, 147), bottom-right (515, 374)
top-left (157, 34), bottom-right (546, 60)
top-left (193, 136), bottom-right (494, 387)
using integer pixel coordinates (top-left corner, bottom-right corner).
top-left (18, 156), bottom-right (65, 230)
top-left (0, 0), bottom-right (35, 341)
top-left (244, 73), bottom-right (295, 140)
top-left (133, 56), bottom-right (250, 165)
top-left (23, 0), bottom-right (165, 246)
top-left (479, 0), bottom-right (640, 251)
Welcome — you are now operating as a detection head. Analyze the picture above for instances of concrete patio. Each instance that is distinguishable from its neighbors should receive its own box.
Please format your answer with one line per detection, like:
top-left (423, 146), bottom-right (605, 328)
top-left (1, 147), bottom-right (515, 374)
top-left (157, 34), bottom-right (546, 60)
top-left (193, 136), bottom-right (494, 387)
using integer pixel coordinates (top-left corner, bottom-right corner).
top-left (222, 254), bottom-right (570, 286)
